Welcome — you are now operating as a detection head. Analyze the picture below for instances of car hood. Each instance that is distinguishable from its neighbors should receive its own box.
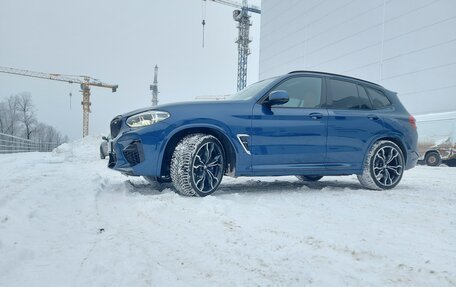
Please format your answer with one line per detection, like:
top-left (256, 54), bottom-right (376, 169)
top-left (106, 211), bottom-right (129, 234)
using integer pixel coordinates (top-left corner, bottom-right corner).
top-left (120, 100), bottom-right (248, 118)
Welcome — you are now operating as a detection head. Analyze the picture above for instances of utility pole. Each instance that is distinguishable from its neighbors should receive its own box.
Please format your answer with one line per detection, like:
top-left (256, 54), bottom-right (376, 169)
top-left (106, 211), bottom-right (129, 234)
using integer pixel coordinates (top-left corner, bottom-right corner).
top-left (150, 65), bottom-right (159, 106)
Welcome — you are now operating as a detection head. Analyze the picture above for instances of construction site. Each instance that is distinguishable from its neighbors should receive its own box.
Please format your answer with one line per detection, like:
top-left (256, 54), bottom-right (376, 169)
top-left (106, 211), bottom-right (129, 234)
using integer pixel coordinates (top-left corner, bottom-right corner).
top-left (1, 0), bottom-right (261, 144)
top-left (1, 1), bottom-right (455, 287)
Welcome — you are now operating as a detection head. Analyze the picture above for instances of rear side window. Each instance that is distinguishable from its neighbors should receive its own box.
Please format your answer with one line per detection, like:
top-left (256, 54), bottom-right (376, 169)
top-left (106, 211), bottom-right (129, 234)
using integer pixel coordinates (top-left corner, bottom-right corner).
top-left (357, 85), bottom-right (372, 110)
top-left (366, 87), bottom-right (391, 109)
top-left (328, 79), bottom-right (361, 110)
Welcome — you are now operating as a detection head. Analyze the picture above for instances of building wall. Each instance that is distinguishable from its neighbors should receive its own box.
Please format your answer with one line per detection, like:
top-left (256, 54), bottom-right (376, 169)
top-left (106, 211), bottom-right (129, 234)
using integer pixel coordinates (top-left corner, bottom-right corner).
top-left (259, 0), bottom-right (456, 114)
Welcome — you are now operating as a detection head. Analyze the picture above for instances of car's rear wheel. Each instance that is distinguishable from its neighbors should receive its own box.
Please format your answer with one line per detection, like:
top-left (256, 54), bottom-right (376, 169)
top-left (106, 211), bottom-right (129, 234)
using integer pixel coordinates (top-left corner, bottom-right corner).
top-left (170, 134), bottom-right (225, 196)
top-left (296, 175), bottom-right (323, 182)
top-left (357, 140), bottom-right (404, 190)
top-left (425, 151), bottom-right (441, 167)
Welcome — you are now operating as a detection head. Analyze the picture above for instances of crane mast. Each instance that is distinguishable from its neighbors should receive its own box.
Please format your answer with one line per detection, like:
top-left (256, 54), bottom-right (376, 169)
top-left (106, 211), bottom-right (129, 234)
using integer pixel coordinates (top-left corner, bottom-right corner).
top-left (150, 65), bottom-right (159, 106)
top-left (0, 66), bottom-right (118, 137)
top-left (203, 0), bottom-right (261, 91)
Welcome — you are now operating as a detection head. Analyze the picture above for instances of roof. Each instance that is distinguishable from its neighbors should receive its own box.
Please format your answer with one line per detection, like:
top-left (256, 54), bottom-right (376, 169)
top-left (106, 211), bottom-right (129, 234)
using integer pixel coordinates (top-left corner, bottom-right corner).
top-left (288, 70), bottom-right (383, 88)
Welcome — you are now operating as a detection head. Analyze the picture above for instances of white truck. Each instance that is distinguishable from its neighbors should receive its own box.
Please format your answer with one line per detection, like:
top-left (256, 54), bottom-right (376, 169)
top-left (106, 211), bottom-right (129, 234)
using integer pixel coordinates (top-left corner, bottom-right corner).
top-left (415, 111), bottom-right (456, 166)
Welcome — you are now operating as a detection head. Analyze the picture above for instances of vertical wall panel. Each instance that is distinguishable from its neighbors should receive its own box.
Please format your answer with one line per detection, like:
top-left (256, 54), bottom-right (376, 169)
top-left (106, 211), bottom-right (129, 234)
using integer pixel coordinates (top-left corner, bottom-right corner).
top-left (259, 0), bottom-right (456, 114)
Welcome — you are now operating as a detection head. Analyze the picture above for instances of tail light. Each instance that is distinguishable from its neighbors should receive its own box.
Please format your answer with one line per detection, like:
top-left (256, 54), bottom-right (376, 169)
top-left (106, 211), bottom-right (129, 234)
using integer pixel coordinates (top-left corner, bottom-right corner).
top-left (409, 115), bottom-right (416, 129)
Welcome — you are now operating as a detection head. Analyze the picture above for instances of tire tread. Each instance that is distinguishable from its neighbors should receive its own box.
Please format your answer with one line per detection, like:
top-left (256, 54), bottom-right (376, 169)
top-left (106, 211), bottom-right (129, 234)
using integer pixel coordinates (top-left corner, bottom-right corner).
top-left (170, 133), bottom-right (217, 196)
top-left (357, 140), bottom-right (404, 190)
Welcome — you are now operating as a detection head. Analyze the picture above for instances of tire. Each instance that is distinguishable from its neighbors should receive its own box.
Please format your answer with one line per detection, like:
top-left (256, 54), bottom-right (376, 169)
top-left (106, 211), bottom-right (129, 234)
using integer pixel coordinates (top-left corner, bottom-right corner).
top-left (170, 134), bottom-right (225, 197)
top-left (425, 151), bottom-right (441, 167)
top-left (357, 140), bottom-right (405, 190)
top-left (296, 175), bottom-right (323, 182)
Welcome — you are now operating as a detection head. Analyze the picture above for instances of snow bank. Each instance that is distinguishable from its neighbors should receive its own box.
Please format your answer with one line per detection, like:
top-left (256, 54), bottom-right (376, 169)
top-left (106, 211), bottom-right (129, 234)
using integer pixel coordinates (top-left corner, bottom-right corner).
top-left (53, 135), bottom-right (103, 162)
top-left (0, 138), bottom-right (455, 286)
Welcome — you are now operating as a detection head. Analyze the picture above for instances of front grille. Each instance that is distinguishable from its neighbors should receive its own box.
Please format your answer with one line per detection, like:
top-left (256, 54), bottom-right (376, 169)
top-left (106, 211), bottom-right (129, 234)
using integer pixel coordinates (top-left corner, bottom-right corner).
top-left (110, 116), bottom-right (122, 138)
top-left (122, 141), bottom-right (144, 166)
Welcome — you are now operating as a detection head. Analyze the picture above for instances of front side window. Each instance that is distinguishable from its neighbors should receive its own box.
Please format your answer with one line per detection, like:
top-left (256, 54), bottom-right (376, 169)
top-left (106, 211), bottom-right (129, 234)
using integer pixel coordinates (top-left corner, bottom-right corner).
top-left (328, 79), bottom-right (361, 110)
top-left (270, 76), bottom-right (323, 108)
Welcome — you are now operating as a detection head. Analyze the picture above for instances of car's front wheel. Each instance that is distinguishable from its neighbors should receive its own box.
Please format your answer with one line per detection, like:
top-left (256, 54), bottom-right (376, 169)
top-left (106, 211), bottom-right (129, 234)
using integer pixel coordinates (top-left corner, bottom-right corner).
top-left (357, 140), bottom-right (405, 190)
top-left (170, 134), bottom-right (225, 196)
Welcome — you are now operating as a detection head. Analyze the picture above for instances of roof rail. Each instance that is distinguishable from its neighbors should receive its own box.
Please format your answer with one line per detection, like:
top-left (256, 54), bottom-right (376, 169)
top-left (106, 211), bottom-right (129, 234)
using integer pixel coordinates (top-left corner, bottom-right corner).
top-left (288, 70), bottom-right (382, 87)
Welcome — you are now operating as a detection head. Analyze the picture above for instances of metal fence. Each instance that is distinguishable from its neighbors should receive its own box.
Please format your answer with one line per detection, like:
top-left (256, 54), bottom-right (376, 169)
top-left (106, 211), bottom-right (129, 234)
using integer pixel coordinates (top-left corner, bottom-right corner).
top-left (0, 132), bottom-right (60, 154)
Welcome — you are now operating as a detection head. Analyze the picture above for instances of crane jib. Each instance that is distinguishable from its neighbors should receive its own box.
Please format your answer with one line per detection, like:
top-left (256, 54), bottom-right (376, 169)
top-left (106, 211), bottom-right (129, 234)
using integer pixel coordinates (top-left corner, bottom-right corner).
top-left (0, 66), bottom-right (118, 137)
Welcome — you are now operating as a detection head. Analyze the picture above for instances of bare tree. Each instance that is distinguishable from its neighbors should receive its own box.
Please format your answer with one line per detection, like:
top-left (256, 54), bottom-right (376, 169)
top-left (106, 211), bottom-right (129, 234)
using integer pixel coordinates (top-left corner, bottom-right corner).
top-left (3, 95), bottom-right (21, 136)
top-left (1, 93), bottom-right (68, 145)
top-left (0, 101), bottom-right (7, 133)
top-left (33, 122), bottom-right (65, 144)
top-left (16, 92), bottom-right (37, 139)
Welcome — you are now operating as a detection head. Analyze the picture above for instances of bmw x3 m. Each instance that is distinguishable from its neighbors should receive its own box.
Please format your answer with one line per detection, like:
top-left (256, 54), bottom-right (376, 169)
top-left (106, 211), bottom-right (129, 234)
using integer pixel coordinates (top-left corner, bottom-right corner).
top-left (108, 71), bottom-right (419, 196)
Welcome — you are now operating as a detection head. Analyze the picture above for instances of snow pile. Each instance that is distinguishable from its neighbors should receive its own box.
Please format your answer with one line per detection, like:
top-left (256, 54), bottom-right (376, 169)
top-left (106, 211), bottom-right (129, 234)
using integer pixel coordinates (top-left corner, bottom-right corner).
top-left (0, 138), bottom-right (455, 286)
top-left (53, 135), bottom-right (103, 162)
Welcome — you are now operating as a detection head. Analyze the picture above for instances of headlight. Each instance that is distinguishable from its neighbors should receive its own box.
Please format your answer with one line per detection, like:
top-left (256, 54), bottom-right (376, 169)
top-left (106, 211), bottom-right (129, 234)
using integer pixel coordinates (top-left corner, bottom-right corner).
top-left (126, 111), bottom-right (170, 128)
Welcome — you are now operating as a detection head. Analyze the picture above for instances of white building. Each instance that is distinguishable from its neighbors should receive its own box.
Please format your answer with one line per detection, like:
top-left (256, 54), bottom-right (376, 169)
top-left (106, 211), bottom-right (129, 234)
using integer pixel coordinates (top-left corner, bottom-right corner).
top-left (259, 0), bottom-right (456, 115)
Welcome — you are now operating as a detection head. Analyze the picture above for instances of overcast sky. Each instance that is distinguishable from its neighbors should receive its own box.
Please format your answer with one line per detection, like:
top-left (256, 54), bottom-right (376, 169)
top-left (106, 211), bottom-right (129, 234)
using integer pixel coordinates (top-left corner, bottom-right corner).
top-left (0, 0), bottom-right (261, 140)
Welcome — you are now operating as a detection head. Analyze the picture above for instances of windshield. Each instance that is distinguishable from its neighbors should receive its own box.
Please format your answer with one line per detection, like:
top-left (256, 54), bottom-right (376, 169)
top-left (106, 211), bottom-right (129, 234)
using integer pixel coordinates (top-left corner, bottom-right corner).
top-left (227, 77), bottom-right (278, 100)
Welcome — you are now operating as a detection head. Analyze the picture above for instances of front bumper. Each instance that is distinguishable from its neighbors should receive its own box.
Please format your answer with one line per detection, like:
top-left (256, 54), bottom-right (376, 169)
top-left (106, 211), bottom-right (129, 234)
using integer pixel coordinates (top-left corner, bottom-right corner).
top-left (108, 120), bottom-right (169, 177)
top-left (108, 139), bottom-right (144, 174)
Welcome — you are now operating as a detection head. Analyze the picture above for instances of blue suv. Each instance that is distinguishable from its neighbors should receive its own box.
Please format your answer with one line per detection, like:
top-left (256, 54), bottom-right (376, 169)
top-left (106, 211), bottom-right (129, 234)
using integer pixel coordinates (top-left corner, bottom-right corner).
top-left (108, 71), bottom-right (419, 196)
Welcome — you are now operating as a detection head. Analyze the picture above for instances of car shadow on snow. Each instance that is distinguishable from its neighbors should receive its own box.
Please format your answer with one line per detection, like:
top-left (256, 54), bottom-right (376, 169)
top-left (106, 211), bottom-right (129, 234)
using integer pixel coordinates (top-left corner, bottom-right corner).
top-left (126, 178), bottom-right (174, 195)
top-left (125, 176), bottom-right (371, 196)
top-left (126, 177), bottom-right (412, 196)
top-left (123, 176), bottom-right (415, 198)
top-left (216, 178), bottom-right (365, 195)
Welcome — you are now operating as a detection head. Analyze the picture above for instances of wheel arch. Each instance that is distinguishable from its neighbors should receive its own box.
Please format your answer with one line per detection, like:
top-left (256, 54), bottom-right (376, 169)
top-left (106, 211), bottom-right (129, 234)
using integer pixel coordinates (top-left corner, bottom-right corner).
top-left (364, 135), bottom-right (408, 167)
top-left (158, 125), bottom-right (237, 177)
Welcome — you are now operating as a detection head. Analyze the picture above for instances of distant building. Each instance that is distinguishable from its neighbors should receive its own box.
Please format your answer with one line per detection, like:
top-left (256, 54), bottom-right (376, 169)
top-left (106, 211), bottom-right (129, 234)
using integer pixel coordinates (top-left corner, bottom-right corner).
top-left (259, 0), bottom-right (456, 115)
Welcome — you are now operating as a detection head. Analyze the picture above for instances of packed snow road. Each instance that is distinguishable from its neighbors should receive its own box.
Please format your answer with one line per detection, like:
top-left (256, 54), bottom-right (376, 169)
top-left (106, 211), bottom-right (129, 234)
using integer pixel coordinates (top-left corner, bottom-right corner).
top-left (0, 137), bottom-right (455, 287)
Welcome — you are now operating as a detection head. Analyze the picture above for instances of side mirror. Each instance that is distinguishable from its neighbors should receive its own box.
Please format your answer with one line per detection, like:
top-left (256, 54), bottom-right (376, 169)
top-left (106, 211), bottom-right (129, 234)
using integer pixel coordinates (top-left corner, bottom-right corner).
top-left (102, 136), bottom-right (108, 141)
top-left (266, 90), bottom-right (289, 106)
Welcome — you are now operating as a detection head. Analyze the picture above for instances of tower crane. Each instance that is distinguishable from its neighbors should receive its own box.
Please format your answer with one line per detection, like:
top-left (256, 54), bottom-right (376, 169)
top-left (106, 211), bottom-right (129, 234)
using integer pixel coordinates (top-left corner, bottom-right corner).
top-left (0, 66), bottom-right (118, 137)
top-left (202, 0), bottom-right (261, 91)
top-left (150, 65), bottom-right (159, 106)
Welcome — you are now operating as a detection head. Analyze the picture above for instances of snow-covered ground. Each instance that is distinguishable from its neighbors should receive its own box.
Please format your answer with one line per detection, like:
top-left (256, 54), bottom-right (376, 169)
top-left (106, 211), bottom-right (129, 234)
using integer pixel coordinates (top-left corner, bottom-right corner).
top-left (0, 136), bottom-right (455, 287)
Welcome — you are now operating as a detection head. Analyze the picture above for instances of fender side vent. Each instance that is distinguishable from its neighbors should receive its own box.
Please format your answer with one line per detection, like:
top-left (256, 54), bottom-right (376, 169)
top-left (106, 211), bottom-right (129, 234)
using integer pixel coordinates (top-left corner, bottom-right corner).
top-left (237, 134), bottom-right (251, 155)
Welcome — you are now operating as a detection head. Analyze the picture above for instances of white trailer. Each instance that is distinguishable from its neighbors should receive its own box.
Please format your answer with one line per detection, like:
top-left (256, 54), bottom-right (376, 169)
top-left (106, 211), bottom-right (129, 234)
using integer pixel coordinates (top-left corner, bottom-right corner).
top-left (415, 111), bottom-right (456, 166)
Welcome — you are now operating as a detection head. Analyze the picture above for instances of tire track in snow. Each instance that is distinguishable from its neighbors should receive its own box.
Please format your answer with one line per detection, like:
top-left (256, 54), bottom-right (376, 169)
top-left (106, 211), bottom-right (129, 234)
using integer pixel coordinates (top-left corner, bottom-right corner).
top-left (73, 175), bottom-right (186, 286)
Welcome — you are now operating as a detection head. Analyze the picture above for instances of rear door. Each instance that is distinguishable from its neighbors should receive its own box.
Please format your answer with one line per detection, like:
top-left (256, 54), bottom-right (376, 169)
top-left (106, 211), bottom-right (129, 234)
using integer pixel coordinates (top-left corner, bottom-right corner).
top-left (326, 79), bottom-right (385, 171)
top-left (251, 75), bottom-right (328, 175)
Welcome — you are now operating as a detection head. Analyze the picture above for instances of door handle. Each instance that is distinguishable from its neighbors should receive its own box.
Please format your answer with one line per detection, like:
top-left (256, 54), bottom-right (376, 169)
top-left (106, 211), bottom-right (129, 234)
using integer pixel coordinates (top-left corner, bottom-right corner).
top-left (309, 112), bottom-right (323, 120)
top-left (367, 114), bottom-right (379, 120)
